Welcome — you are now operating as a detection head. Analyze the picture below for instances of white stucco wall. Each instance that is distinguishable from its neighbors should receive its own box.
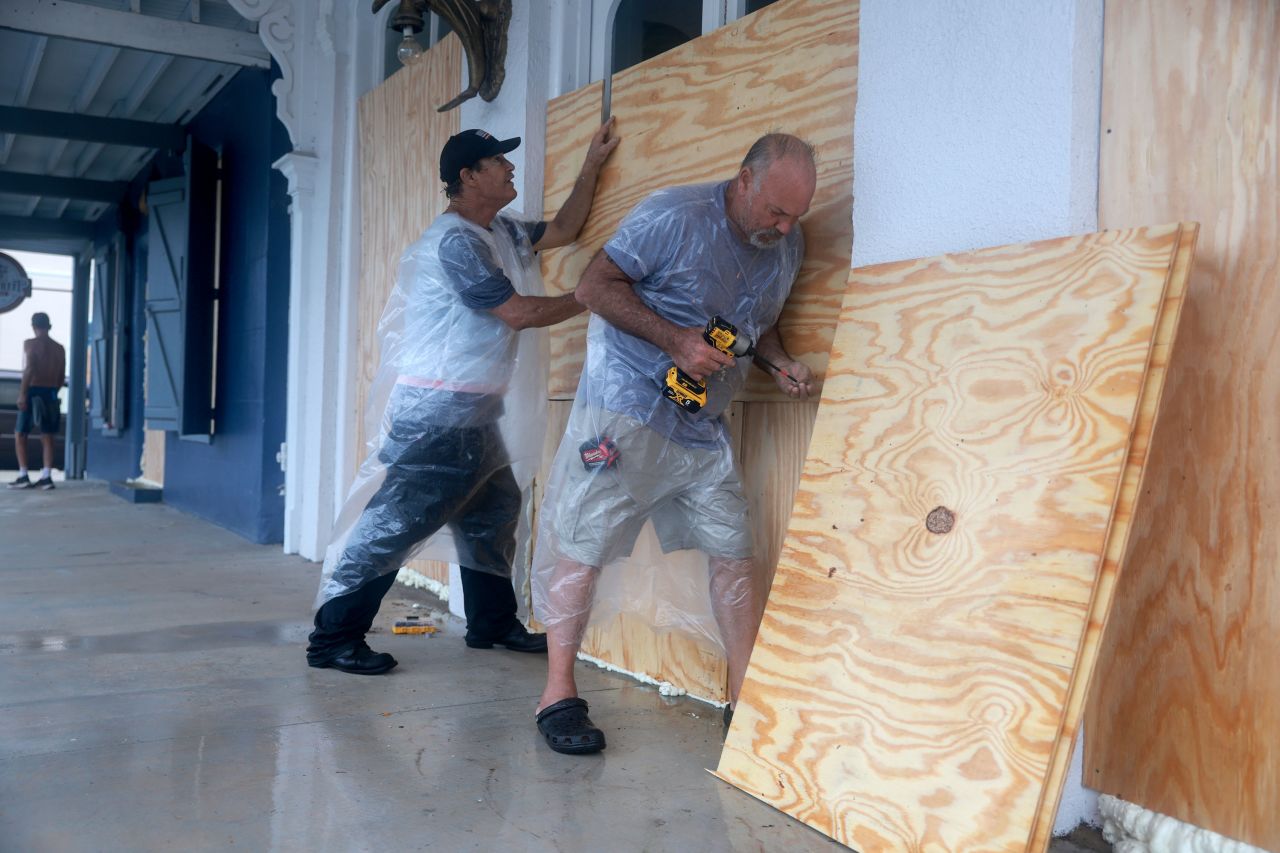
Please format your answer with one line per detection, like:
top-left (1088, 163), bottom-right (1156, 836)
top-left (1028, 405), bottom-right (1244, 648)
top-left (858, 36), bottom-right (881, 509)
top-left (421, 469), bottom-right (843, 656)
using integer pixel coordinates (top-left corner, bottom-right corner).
top-left (852, 0), bottom-right (1102, 267)
top-left (852, 0), bottom-right (1105, 832)
top-left (460, 0), bottom-right (550, 220)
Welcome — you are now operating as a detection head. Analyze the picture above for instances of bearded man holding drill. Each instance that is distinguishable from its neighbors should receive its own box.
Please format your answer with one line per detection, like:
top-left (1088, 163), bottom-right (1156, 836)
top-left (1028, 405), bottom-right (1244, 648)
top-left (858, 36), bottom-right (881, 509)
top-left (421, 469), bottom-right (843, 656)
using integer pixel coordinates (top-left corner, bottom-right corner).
top-left (530, 133), bottom-right (818, 754)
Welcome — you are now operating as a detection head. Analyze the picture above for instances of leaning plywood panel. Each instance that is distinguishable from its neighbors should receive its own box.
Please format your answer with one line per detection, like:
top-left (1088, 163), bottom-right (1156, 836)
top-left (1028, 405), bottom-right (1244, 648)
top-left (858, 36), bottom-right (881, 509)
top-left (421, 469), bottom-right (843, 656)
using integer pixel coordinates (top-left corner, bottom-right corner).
top-left (540, 0), bottom-right (857, 399)
top-left (716, 225), bottom-right (1185, 852)
top-left (1085, 2), bottom-right (1280, 847)
top-left (1026, 225), bottom-right (1196, 850)
top-left (356, 36), bottom-right (461, 586)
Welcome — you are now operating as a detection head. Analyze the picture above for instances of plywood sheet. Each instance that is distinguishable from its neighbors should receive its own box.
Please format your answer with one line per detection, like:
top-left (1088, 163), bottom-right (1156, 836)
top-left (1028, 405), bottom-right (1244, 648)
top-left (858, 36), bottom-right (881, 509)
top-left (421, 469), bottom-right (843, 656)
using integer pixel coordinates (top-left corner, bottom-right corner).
top-left (356, 37), bottom-right (461, 587)
top-left (540, 0), bottom-right (857, 399)
top-left (716, 225), bottom-right (1188, 852)
top-left (581, 613), bottom-right (729, 702)
top-left (530, 0), bottom-right (857, 700)
top-left (739, 401), bottom-right (820, 586)
top-left (1085, 2), bottom-right (1280, 847)
top-left (1027, 225), bottom-right (1196, 850)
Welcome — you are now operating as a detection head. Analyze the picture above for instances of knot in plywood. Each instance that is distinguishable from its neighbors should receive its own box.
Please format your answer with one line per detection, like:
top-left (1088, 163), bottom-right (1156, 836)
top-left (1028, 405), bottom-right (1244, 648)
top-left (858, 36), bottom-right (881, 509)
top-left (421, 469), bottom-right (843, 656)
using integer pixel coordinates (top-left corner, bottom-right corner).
top-left (926, 506), bottom-right (955, 534)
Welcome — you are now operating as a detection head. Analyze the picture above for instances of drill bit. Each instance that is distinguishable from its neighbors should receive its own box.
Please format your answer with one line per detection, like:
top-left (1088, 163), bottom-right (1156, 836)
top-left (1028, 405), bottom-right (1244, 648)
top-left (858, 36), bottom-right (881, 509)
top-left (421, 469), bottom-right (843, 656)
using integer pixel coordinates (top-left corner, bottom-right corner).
top-left (751, 351), bottom-right (802, 386)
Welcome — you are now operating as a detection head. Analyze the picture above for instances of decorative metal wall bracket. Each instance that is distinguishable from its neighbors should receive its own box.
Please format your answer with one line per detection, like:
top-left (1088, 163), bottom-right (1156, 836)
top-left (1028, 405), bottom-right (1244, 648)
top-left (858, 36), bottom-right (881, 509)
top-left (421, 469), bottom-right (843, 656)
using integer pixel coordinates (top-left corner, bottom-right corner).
top-left (372, 0), bottom-right (511, 112)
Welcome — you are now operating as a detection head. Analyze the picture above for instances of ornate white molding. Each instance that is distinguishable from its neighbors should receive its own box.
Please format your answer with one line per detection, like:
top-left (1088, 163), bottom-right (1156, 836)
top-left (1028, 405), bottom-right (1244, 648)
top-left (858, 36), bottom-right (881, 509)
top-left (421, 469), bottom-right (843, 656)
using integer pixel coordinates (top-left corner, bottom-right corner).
top-left (272, 150), bottom-right (319, 205)
top-left (317, 0), bottom-right (337, 60)
top-left (226, 0), bottom-right (339, 152)
top-left (1099, 796), bottom-right (1271, 853)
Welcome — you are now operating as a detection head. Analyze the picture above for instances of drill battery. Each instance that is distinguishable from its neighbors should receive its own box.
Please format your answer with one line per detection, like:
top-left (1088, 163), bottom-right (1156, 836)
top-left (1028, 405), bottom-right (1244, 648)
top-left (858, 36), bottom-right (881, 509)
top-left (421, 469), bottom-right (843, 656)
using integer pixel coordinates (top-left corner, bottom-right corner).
top-left (661, 316), bottom-right (744, 413)
top-left (579, 435), bottom-right (621, 470)
top-left (662, 367), bottom-right (709, 412)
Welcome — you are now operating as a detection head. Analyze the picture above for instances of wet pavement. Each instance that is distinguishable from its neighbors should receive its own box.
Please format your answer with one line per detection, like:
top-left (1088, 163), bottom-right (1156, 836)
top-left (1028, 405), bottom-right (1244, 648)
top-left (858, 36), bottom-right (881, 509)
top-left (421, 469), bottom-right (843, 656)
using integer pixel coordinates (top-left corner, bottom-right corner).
top-left (0, 479), bottom-right (1104, 852)
top-left (0, 479), bottom-right (848, 852)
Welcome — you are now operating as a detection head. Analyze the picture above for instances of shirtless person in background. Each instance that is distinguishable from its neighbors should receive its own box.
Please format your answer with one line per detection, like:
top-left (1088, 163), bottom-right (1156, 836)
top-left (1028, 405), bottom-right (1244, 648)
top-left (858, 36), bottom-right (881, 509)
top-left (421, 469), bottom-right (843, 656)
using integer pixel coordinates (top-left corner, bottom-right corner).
top-left (10, 312), bottom-right (66, 491)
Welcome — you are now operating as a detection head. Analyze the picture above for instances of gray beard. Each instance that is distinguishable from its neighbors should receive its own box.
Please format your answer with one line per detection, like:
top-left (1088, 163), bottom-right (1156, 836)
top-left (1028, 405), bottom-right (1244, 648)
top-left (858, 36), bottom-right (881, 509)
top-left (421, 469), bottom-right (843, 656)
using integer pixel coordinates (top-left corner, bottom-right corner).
top-left (747, 229), bottom-right (783, 249)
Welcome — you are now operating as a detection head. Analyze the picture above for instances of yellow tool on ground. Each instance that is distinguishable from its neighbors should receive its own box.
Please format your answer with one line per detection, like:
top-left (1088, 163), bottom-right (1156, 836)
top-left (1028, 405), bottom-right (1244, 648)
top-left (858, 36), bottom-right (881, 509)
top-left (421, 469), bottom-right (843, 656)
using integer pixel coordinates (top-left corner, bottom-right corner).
top-left (393, 617), bottom-right (438, 635)
top-left (662, 315), bottom-right (800, 412)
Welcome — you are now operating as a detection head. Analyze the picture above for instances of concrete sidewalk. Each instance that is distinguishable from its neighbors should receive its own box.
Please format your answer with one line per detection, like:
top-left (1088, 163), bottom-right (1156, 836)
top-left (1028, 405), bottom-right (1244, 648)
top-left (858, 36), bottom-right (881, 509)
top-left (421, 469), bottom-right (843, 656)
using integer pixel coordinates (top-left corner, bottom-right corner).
top-left (0, 480), bottom-right (845, 852)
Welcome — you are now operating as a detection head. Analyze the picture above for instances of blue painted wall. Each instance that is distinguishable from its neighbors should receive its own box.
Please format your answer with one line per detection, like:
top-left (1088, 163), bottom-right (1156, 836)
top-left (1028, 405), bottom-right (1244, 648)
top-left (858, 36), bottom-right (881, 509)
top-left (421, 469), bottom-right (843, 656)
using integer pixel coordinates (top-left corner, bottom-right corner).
top-left (87, 67), bottom-right (290, 544)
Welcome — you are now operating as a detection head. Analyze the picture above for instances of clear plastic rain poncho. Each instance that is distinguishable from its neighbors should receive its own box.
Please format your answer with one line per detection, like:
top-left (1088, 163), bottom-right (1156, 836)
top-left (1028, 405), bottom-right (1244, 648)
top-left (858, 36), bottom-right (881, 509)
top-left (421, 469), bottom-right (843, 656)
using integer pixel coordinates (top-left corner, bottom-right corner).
top-left (316, 211), bottom-right (548, 607)
top-left (531, 181), bottom-right (804, 652)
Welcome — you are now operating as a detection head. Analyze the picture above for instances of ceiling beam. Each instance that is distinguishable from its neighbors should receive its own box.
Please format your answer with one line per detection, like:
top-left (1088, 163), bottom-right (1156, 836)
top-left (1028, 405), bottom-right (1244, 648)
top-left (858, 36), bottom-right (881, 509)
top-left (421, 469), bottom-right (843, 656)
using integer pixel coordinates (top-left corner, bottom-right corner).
top-left (72, 54), bottom-right (175, 183)
top-left (0, 214), bottom-right (96, 241)
top-left (0, 172), bottom-right (128, 203)
top-left (0, 234), bottom-right (89, 256)
top-left (0, 106), bottom-right (185, 151)
top-left (0, 35), bottom-right (47, 166)
top-left (3, 0), bottom-right (271, 69)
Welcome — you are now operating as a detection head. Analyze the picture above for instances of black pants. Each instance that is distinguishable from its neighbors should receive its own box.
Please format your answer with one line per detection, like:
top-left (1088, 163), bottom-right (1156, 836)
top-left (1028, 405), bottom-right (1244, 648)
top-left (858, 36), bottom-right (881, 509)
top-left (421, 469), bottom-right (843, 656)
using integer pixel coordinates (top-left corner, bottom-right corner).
top-left (307, 421), bottom-right (522, 662)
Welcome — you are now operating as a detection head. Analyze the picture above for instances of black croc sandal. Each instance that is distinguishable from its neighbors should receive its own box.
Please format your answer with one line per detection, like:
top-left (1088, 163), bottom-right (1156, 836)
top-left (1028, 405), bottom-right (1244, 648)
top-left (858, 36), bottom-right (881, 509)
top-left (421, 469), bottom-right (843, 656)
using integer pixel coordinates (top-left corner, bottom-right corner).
top-left (536, 698), bottom-right (606, 755)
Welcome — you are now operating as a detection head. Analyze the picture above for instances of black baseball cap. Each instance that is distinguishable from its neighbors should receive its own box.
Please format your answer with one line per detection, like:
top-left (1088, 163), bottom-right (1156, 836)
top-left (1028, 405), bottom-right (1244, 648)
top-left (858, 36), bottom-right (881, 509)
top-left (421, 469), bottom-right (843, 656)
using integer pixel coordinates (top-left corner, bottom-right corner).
top-left (439, 129), bottom-right (521, 184)
top-left (32, 312), bottom-right (51, 330)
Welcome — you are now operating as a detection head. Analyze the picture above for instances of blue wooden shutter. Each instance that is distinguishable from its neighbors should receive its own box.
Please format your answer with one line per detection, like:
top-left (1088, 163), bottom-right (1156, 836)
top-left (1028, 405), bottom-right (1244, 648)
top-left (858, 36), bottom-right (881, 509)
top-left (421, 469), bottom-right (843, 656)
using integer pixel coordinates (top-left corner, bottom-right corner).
top-left (108, 235), bottom-right (129, 432)
top-left (88, 250), bottom-right (111, 430)
top-left (144, 177), bottom-right (185, 431)
top-left (144, 138), bottom-right (217, 437)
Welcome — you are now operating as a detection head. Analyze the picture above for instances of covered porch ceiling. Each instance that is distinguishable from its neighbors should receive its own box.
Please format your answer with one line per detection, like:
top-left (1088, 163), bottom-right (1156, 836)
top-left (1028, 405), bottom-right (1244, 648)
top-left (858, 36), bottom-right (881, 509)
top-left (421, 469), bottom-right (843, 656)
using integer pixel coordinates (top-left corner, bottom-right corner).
top-left (0, 0), bottom-right (270, 255)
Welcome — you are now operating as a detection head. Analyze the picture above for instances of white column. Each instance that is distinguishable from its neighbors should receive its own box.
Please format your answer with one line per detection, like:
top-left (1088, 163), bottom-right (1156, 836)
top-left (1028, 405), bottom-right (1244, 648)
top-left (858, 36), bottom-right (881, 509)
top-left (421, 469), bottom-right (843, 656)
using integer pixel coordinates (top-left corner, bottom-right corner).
top-left (331, 4), bottom-right (389, 554)
top-left (229, 0), bottom-right (355, 559)
top-left (273, 151), bottom-right (337, 557)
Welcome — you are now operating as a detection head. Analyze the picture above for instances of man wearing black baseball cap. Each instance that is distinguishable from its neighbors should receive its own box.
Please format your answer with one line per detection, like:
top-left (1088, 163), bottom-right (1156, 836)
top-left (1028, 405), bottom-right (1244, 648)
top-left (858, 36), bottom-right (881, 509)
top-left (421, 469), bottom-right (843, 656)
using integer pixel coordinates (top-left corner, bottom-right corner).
top-left (438, 128), bottom-right (521, 188)
top-left (307, 118), bottom-right (619, 676)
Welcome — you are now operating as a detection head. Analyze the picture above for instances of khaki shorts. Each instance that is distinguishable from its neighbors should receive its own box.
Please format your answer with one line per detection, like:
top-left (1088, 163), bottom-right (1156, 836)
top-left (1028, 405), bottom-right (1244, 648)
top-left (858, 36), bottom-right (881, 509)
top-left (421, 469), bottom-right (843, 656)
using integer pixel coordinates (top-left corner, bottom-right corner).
top-left (549, 408), bottom-right (753, 567)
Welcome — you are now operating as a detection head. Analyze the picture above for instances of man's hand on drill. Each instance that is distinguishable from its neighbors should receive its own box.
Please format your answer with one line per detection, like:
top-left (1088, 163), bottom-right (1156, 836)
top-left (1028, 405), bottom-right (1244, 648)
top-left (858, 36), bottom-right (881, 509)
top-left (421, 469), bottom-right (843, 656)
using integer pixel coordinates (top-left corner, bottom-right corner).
top-left (668, 326), bottom-right (734, 382)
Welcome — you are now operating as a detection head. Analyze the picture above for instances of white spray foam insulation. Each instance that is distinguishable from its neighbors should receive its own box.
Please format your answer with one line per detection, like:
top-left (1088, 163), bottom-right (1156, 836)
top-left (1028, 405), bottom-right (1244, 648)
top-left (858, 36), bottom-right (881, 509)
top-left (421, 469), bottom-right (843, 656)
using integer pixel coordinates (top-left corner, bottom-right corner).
top-left (395, 566), bottom-right (450, 602)
top-left (1100, 796), bottom-right (1272, 853)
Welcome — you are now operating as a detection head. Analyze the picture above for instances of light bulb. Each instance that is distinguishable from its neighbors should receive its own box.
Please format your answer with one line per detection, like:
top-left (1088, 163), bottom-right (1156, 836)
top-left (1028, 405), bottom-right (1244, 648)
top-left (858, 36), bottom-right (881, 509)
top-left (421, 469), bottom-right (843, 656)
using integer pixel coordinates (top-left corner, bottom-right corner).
top-left (397, 27), bottom-right (424, 65)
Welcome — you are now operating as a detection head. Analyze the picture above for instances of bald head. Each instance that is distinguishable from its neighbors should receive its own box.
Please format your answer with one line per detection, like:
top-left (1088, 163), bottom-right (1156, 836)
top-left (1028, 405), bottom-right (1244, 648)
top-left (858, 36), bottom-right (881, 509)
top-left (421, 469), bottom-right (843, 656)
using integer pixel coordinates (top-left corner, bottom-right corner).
top-left (727, 133), bottom-right (817, 248)
top-left (740, 133), bottom-right (816, 188)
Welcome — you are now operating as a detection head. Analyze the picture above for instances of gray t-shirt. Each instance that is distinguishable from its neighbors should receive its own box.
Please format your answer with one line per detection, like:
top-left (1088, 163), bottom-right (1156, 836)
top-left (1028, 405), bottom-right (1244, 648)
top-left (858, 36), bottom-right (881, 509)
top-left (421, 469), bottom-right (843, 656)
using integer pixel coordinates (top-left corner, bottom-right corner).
top-left (437, 217), bottom-right (546, 309)
top-left (397, 213), bottom-right (545, 427)
top-left (591, 181), bottom-right (804, 449)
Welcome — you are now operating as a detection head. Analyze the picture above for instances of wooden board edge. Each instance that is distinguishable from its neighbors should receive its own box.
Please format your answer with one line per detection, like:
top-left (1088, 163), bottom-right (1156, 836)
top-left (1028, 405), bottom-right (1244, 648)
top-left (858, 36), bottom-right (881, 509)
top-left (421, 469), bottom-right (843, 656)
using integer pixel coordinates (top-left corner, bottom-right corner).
top-left (1025, 222), bottom-right (1199, 849)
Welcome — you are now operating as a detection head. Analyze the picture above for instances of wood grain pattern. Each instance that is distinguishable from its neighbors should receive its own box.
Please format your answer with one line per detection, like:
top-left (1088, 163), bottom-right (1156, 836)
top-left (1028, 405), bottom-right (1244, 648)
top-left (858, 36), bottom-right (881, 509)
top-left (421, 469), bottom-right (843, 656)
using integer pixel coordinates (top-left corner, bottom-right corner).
top-left (581, 613), bottom-right (729, 702)
top-left (540, 0), bottom-right (857, 399)
top-left (716, 225), bottom-right (1187, 852)
top-left (356, 38), bottom-right (461, 588)
top-left (1028, 225), bottom-right (1196, 850)
top-left (1085, 2), bottom-right (1280, 847)
top-left (529, 0), bottom-right (858, 700)
top-left (740, 401), bottom-right (820, 587)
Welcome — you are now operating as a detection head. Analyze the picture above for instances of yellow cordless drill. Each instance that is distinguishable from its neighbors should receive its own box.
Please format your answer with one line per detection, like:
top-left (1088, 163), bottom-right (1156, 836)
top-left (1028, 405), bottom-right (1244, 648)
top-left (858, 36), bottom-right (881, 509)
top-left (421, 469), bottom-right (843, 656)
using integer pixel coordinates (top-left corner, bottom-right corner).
top-left (662, 315), bottom-right (799, 412)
